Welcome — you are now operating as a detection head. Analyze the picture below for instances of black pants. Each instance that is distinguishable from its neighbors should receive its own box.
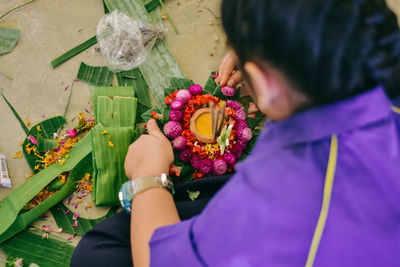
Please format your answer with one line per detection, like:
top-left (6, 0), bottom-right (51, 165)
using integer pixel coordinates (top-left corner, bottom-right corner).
top-left (71, 176), bottom-right (229, 267)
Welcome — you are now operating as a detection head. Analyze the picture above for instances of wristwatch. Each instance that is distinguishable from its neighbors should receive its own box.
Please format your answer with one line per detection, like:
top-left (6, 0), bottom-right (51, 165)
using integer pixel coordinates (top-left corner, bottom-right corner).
top-left (119, 173), bottom-right (174, 214)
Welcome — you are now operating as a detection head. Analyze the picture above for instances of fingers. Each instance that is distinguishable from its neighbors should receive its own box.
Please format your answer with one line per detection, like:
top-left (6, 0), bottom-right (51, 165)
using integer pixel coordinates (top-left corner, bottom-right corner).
top-left (227, 70), bottom-right (242, 87)
top-left (146, 119), bottom-right (166, 140)
top-left (218, 51), bottom-right (237, 87)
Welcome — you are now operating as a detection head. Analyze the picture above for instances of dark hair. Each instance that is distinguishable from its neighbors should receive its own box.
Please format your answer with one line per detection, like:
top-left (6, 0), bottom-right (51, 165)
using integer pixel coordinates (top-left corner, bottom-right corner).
top-left (221, 0), bottom-right (400, 105)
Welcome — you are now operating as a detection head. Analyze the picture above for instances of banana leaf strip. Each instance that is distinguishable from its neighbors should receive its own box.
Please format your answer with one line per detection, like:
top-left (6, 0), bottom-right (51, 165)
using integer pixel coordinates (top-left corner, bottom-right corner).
top-left (105, 0), bottom-right (186, 105)
top-left (92, 86), bottom-right (135, 120)
top-left (0, 28), bottom-right (20, 55)
top-left (0, 230), bottom-right (74, 267)
top-left (92, 124), bottom-right (135, 206)
top-left (51, 203), bottom-right (118, 235)
top-left (144, 0), bottom-right (164, 12)
top-left (36, 137), bottom-right (59, 152)
top-left (116, 68), bottom-right (152, 108)
top-left (97, 96), bottom-right (137, 127)
top-left (51, 36), bottom-right (98, 68)
top-left (0, 91), bottom-right (29, 135)
top-left (22, 116), bottom-right (67, 172)
top-left (77, 62), bottom-right (114, 86)
top-left (0, 132), bottom-right (92, 239)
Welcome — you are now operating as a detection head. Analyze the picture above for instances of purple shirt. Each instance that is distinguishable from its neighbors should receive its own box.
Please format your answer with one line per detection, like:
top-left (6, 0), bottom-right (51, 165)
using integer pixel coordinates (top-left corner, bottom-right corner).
top-left (149, 87), bottom-right (400, 266)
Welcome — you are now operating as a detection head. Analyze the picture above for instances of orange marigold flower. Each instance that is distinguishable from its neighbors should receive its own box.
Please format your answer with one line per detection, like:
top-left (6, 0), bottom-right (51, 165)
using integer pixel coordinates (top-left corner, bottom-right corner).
top-left (151, 111), bottom-right (157, 119)
top-left (193, 172), bottom-right (204, 180)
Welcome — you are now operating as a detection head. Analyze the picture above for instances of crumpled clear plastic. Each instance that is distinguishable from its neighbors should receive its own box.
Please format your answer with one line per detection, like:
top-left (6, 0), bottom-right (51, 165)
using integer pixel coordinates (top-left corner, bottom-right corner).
top-left (96, 10), bottom-right (164, 72)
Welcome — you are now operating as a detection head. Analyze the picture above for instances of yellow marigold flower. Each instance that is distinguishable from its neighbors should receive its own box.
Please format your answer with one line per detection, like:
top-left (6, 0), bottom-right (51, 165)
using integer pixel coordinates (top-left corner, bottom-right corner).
top-left (59, 159), bottom-right (66, 166)
top-left (108, 136), bottom-right (112, 140)
top-left (25, 144), bottom-right (35, 155)
top-left (108, 141), bottom-right (114, 148)
top-left (25, 119), bottom-right (30, 127)
top-left (13, 151), bottom-right (23, 159)
top-left (34, 165), bottom-right (40, 170)
top-left (36, 125), bottom-right (42, 132)
top-left (102, 130), bottom-right (108, 135)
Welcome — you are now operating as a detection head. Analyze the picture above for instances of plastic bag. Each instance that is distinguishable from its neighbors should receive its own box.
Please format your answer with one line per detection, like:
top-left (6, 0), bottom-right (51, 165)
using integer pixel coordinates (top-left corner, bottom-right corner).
top-left (96, 10), bottom-right (164, 72)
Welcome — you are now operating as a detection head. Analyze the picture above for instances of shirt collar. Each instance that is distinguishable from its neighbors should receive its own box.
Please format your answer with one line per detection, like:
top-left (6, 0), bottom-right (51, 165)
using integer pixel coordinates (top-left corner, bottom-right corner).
top-left (260, 86), bottom-right (392, 146)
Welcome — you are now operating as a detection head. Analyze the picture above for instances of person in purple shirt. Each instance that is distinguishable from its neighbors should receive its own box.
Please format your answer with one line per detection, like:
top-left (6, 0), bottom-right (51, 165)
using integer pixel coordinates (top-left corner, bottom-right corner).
top-left (71, 0), bottom-right (400, 266)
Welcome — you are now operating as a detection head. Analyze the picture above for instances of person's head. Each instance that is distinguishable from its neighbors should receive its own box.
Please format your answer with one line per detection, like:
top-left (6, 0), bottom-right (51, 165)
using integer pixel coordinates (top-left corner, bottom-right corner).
top-left (221, 0), bottom-right (400, 120)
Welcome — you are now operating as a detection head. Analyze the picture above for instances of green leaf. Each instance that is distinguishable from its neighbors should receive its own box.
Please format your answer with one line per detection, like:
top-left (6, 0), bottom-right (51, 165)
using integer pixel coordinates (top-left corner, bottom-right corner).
top-left (0, 230), bottom-right (74, 267)
top-left (0, 132), bottom-right (92, 240)
top-left (0, 28), bottom-right (20, 55)
top-left (144, 0), bottom-right (164, 12)
top-left (116, 68), bottom-right (152, 108)
top-left (169, 78), bottom-right (194, 89)
top-left (36, 137), bottom-right (59, 152)
top-left (22, 116), bottom-right (67, 172)
top-left (0, 91), bottom-right (29, 135)
top-left (105, 0), bottom-right (186, 105)
top-left (187, 190), bottom-right (200, 201)
top-left (92, 85), bottom-right (135, 121)
top-left (140, 105), bottom-right (162, 122)
top-left (103, 0), bottom-right (110, 14)
top-left (96, 96), bottom-right (137, 127)
top-left (77, 62), bottom-right (114, 86)
top-left (92, 124), bottom-right (135, 206)
top-left (203, 71), bottom-right (218, 95)
top-left (51, 36), bottom-right (98, 68)
top-left (51, 203), bottom-right (118, 235)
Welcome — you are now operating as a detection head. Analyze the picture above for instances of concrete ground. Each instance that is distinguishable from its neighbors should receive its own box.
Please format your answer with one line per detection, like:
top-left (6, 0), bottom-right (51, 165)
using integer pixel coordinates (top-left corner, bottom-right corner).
top-left (0, 0), bottom-right (399, 264)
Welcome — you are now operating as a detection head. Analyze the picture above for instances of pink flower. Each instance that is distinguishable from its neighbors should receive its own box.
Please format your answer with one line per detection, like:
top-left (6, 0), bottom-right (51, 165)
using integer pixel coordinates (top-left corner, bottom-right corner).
top-left (237, 127), bottom-right (253, 142)
top-left (27, 135), bottom-right (38, 145)
top-left (190, 154), bottom-right (202, 170)
top-left (180, 149), bottom-right (192, 163)
top-left (15, 258), bottom-right (23, 267)
top-left (170, 100), bottom-right (184, 110)
top-left (231, 145), bottom-right (244, 159)
top-left (72, 212), bottom-right (80, 220)
top-left (227, 100), bottom-right (241, 110)
top-left (88, 118), bottom-right (95, 122)
top-left (234, 108), bottom-right (247, 121)
top-left (66, 128), bottom-right (77, 138)
top-left (163, 121), bottom-right (182, 139)
top-left (169, 110), bottom-right (183, 122)
top-left (200, 158), bottom-right (213, 174)
top-left (188, 84), bottom-right (203, 96)
top-left (221, 86), bottom-right (235, 97)
top-left (175, 89), bottom-right (191, 103)
top-left (223, 152), bottom-right (236, 166)
top-left (234, 120), bottom-right (248, 132)
top-left (173, 136), bottom-right (187, 151)
top-left (213, 159), bottom-right (227, 175)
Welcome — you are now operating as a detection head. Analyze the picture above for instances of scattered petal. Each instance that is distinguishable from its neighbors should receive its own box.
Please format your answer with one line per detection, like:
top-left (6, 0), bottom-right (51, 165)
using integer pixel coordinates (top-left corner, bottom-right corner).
top-left (73, 220), bottom-right (78, 228)
top-left (64, 210), bottom-right (70, 215)
top-left (85, 109), bottom-right (90, 113)
top-left (65, 128), bottom-right (77, 138)
top-left (65, 84), bottom-right (69, 91)
top-left (27, 135), bottom-right (38, 145)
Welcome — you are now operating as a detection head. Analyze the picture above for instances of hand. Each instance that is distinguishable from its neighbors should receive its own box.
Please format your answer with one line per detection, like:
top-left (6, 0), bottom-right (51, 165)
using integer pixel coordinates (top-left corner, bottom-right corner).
top-left (124, 119), bottom-right (174, 180)
top-left (215, 50), bottom-right (242, 87)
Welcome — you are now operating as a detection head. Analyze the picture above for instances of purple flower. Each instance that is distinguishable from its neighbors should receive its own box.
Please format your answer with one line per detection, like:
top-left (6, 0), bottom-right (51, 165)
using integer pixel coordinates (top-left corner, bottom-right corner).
top-left (223, 152), bottom-right (236, 166)
top-left (221, 86), bottom-right (235, 97)
top-left (170, 100), bottom-right (184, 110)
top-left (175, 89), bottom-right (192, 103)
top-left (163, 121), bottom-right (182, 139)
top-left (231, 145), bottom-right (244, 159)
top-left (190, 154), bottom-right (202, 170)
top-left (180, 149), bottom-right (192, 163)
top-left (234, 119), bottom-right (248, 132)
top-left (169, 110), bottom-right (183, 122)
top-left (213, 159), bottom-right (227, 175)
top-left (188, 84), bottom-right (203, 96)
top-left (200, 158), bottom-right (213, 174)
top-left (237, 127), bottom-right (253, 141)
top-left (173, 136), bottom-right (187, 151)
top-left (227, 100), bottom-right (241, 110)
top-left (234, 108), bottom-right (247, 121)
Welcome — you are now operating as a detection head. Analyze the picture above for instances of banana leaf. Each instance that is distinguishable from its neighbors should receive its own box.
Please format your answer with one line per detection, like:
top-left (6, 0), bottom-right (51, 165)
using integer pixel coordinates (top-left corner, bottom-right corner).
top-left (92, 124), bottom-right (135, 206)
top-left (0, 91), bottom-right (29, 135)
top-left (77, 62), bottom-right (114, 86)
top-left (22, 116), bottom-right (67, 172)
top-left (92, 86), bottom-right (135, 119)
top-left (51, 203), bottom-right (118, 235)
top-left (0, 230), bottom-right (74, 267)
top-left (116, 68), bottom-right (152, 108)
top-left (0, 28), bottom-right (20, 55)
top-left (97, 96), bottom-right (137, 127)
top-left (105, 0), bottom-right (186, 105)
top-left (36, 137), bottom-right (60, 152)
top-left (51, 36), bottom-right (98, 68)
top-left (0, 132), bottom-right (92, 239)
top-left (203, 71), bottom-right (222, 97)
top-left (144, 0), bottom-right (164, 12)
top-left (170, 78), bottom-right (194, 89)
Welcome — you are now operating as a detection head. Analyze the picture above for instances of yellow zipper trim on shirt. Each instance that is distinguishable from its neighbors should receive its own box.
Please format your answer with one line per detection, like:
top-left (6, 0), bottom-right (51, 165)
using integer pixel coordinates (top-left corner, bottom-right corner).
top-left (306, 134), bottom-right (338, 267)
top-left (391, 106), bottom-right (400, 114)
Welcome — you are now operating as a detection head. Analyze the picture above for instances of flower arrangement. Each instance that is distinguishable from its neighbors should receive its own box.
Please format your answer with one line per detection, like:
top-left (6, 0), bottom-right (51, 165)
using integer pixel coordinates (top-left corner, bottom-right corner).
top-left (147, 72), bottom-right (264, 182)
